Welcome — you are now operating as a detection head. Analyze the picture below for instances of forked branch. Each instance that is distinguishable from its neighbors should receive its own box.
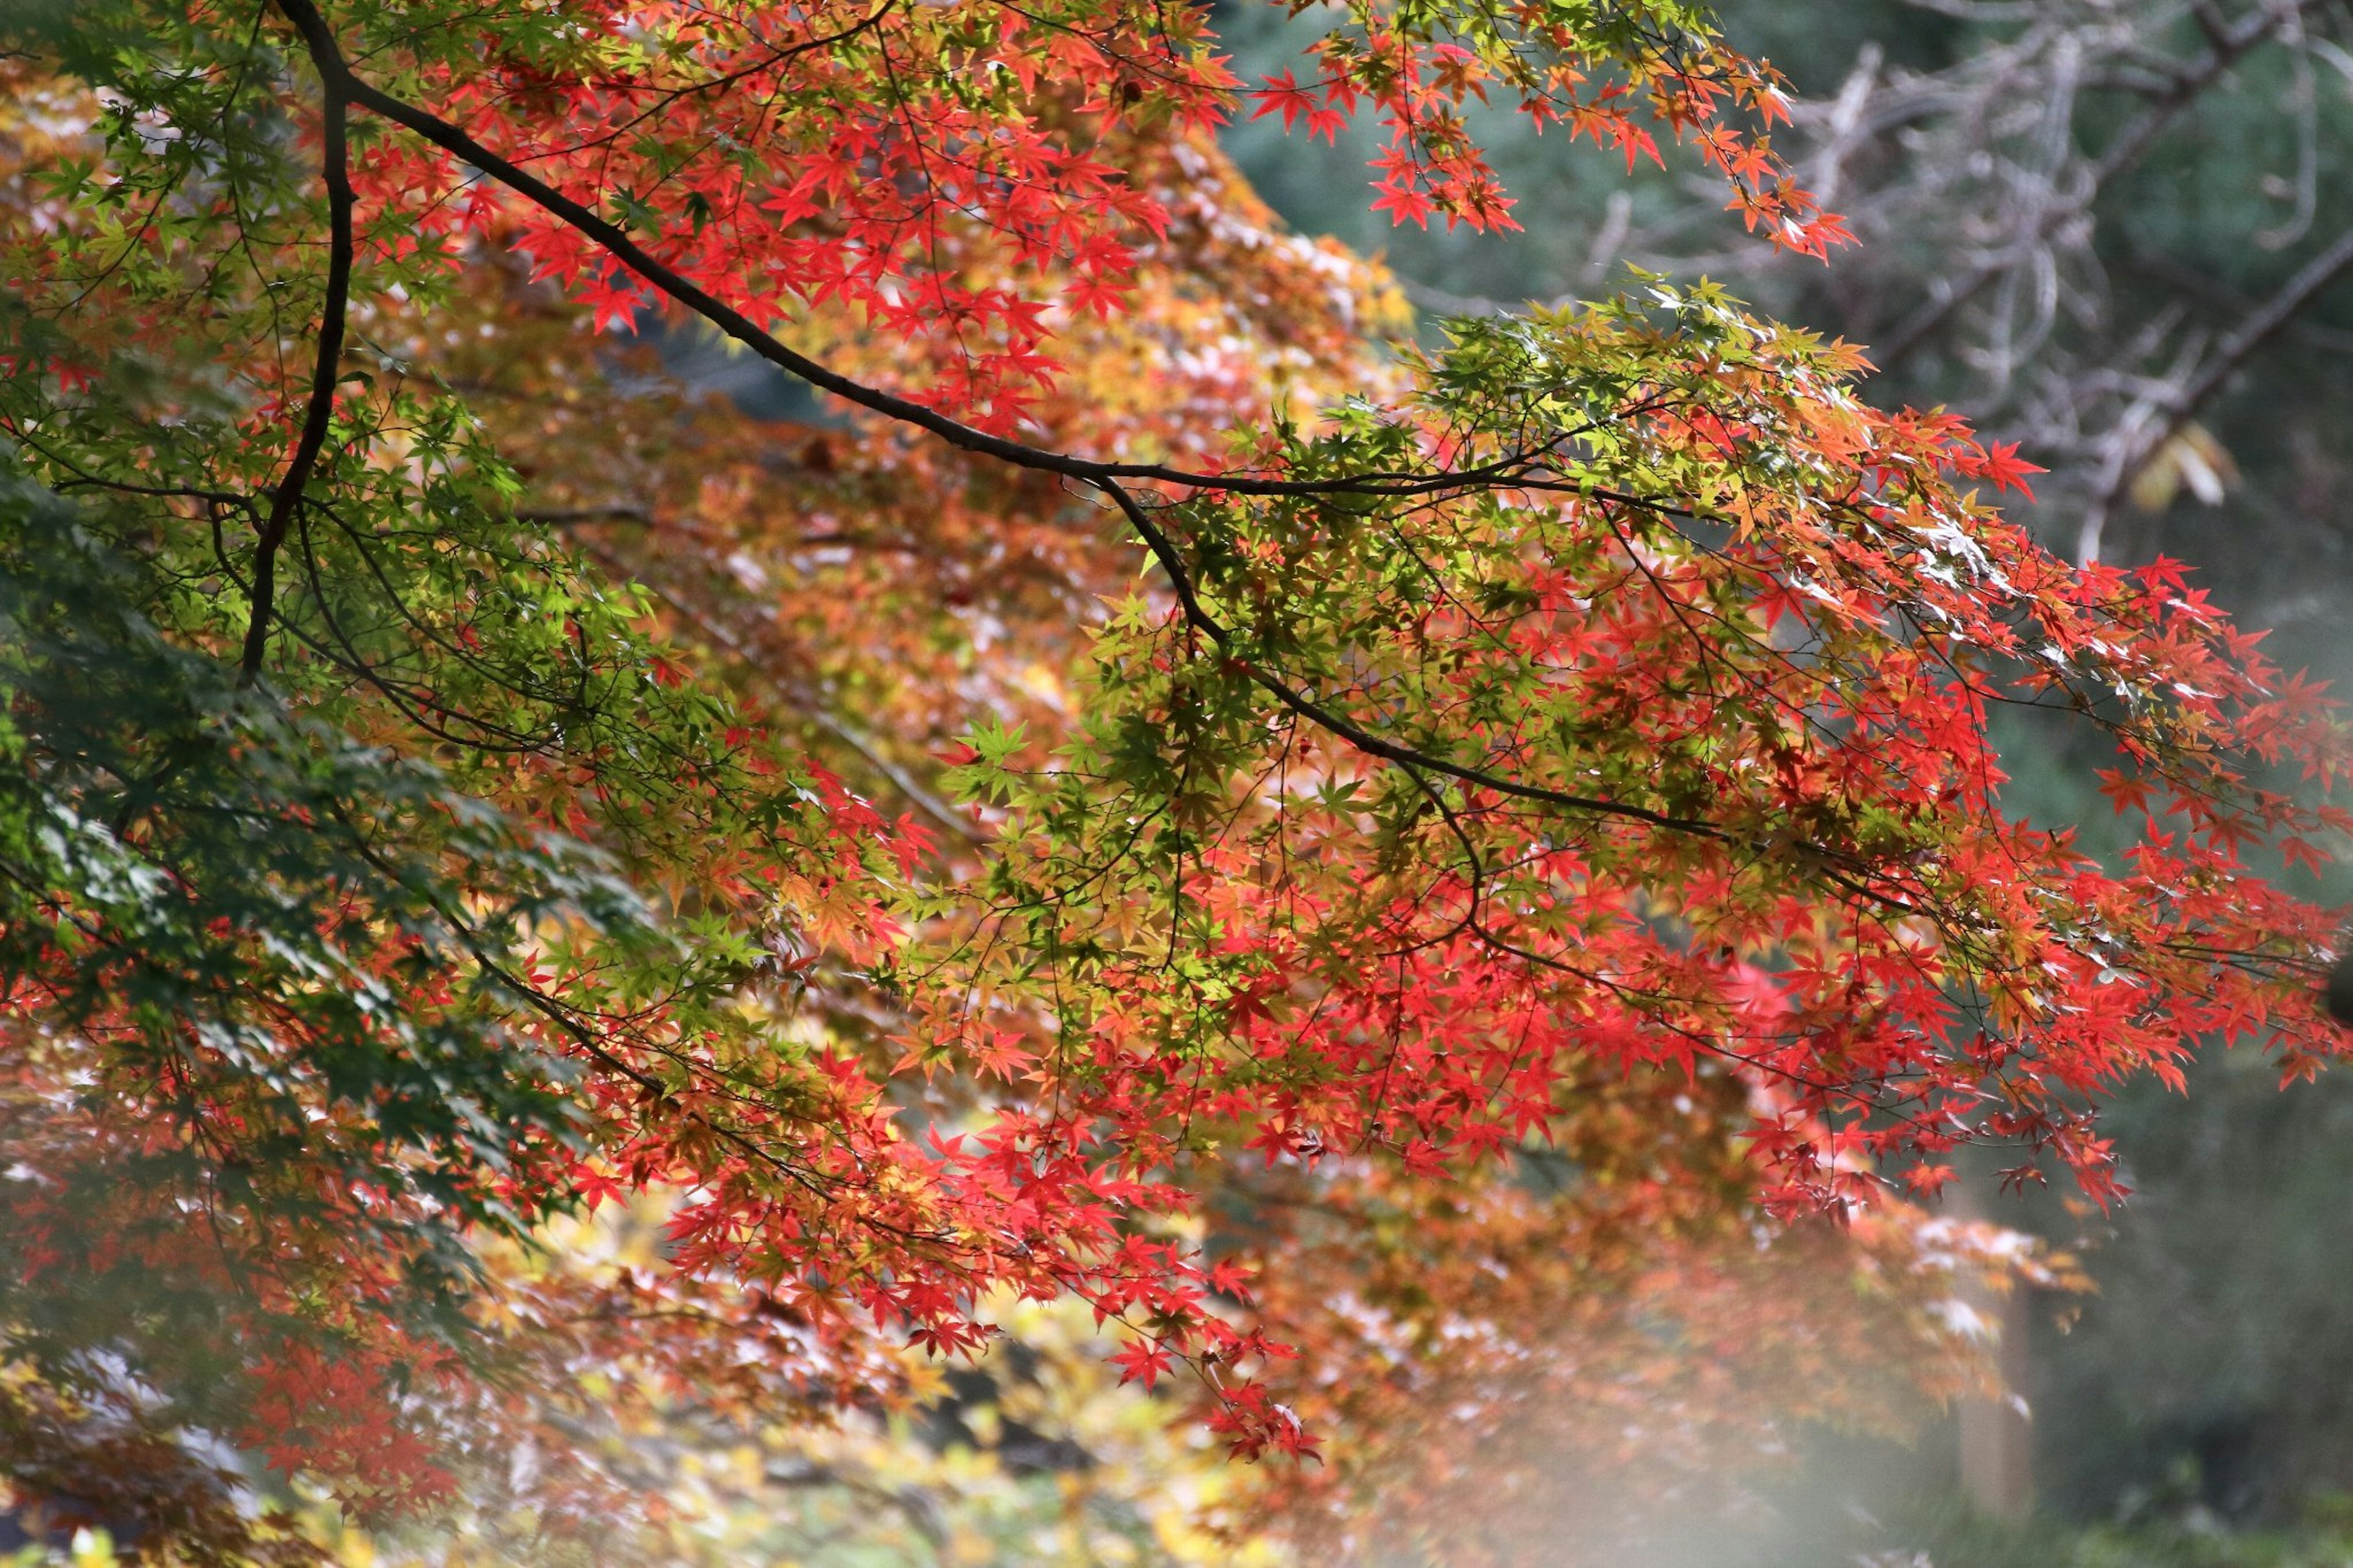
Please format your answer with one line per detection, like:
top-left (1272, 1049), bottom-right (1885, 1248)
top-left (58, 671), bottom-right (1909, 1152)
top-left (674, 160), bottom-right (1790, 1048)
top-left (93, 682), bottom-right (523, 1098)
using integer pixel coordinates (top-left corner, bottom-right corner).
top-left (266, 0), bottom-right (1768, 852)
top-left (268, 0), bottom-right (1550, 506)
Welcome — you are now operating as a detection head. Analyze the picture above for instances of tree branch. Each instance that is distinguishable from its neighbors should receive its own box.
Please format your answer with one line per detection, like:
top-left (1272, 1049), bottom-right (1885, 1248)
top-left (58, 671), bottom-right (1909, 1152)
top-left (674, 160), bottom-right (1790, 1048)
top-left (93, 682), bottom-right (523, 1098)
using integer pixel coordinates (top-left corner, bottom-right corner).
top-left (270, 0), bottom-right (1928, 887)
top-left (1089, 479), bottom-right (1730, 840)
top-left (265, 0), bottom-right (1542, 507)
top-left (245, 2), bottom-right (355, 681)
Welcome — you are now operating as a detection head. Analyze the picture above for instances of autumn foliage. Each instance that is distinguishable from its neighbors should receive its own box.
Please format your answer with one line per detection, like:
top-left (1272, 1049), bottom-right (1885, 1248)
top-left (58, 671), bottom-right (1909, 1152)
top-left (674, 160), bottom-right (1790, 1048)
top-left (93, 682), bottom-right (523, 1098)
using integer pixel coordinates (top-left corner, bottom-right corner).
top-left (0, 0), bottom-right (2345, 1559)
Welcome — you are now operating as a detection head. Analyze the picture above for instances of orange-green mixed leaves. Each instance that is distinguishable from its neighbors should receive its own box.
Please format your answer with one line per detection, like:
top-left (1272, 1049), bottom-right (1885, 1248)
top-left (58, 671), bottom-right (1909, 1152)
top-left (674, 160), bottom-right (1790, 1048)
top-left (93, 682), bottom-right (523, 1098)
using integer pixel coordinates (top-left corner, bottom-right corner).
top-left (0, 0), bottom-right (2341, 1560)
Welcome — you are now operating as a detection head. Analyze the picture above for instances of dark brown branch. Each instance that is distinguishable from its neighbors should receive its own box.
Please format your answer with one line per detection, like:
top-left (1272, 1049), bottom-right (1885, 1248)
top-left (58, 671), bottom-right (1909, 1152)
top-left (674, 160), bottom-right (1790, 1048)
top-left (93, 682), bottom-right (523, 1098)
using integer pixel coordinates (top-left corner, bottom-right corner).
top-left (245, 1), bottom-right (356, 681)
top-left (270, 0), bottom-right (1936, 884)
top-left (1094, 479), bottom-right (1947, 909)
top-left (517, 502), bottom-right (657, 527)
top-left (265, 0), bottom-right (1540, 506)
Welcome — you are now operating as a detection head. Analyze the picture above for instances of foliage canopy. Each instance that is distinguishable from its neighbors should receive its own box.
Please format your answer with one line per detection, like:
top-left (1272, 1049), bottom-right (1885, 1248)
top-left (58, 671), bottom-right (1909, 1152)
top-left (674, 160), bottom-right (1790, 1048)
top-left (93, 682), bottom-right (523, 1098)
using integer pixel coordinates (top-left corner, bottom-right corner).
top-left (0, 0), bottom-right (2346, 1557)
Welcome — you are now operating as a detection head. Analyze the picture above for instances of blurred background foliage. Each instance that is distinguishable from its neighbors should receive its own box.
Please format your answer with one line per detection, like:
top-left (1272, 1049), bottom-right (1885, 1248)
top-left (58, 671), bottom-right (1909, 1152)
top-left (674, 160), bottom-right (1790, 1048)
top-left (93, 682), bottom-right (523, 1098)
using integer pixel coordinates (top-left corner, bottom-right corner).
top-left (1, 1197), bottom-right (1287, 1566)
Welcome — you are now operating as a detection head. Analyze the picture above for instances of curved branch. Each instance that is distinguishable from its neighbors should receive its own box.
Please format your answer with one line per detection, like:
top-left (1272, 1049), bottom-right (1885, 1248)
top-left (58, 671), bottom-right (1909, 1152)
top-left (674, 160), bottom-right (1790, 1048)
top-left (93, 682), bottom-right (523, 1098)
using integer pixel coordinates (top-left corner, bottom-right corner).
top-left (270, 0), bottom-right (1944, 887)
top-left (246, 2), bottom-right (356, 681)
top-left (267, 0), bottom-right (1547, 506)
top-left (1087, 478), bottom-right (1725, 838)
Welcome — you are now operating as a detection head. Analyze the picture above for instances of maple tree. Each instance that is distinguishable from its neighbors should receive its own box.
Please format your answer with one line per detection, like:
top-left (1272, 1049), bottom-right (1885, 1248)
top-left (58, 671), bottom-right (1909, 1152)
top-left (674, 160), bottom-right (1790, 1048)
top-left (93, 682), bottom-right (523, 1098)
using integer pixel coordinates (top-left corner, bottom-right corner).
top-left (0, 0), bottom-right (2347, 1559)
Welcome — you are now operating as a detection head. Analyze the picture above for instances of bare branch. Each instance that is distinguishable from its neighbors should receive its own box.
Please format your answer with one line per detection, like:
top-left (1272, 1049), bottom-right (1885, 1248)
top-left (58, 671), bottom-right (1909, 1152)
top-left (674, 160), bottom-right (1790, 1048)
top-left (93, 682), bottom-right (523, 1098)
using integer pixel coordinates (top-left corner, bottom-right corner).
top-left (1874, 0), bottom-right (2318, 373)
top-left (2077, 221), bottom-right (2353, 564)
